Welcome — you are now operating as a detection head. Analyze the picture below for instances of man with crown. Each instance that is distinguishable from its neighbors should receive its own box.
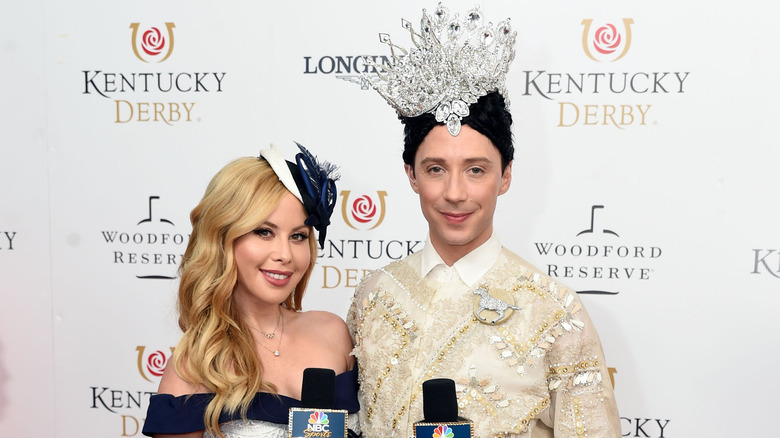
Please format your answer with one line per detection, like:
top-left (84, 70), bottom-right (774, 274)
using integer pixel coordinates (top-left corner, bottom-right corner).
top-left (347, 3), bottom-right (620, 437)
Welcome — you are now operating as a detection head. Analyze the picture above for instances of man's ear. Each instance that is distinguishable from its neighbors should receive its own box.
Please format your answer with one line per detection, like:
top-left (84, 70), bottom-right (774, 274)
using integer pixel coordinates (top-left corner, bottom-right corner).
top-left (404, 164), bottom-right (420, 194)
top-left (499, 160), bottom-right (513, 195)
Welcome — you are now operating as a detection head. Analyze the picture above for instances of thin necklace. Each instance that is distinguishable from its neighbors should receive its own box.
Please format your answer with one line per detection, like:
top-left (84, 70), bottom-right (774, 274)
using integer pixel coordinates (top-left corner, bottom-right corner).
top-left (254, 312), bottom-right (284, 357)
top-left (249, 310), bottom-right (282, 339)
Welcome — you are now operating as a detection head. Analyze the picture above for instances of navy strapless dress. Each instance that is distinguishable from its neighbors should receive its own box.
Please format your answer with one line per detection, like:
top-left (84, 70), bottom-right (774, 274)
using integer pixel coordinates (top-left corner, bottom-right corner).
top-left (142, 367), bottom-right (359, 437)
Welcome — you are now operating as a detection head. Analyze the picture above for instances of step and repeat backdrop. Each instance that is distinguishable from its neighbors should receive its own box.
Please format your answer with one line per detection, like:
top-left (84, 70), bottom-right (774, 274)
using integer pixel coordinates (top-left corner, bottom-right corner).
top-left (2, 1), bottom-right (778, 436)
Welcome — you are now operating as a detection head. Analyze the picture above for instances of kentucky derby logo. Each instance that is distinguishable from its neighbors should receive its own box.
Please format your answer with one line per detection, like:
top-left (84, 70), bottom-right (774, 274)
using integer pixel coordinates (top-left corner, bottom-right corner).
top-left (581, 19), bottom-right (634, 62)
top-left (340, 190), bottom-right (388, 230)
top-left (130, 22), bottom-right (175, 63)
top-left (136, 346), bottom-right (174, 382)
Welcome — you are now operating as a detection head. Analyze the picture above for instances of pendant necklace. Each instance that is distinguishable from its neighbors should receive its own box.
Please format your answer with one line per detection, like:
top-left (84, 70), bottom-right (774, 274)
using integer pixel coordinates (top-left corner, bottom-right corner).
top-left (253, 311), bottom-right (284, 357)
top-left (249, 310), bottom-right (282, 339)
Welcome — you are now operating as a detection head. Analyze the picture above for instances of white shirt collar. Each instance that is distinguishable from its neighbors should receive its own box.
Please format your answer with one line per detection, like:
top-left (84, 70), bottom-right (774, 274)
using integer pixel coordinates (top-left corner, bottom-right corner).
top-left (420, 233), bottom-right (502, 287)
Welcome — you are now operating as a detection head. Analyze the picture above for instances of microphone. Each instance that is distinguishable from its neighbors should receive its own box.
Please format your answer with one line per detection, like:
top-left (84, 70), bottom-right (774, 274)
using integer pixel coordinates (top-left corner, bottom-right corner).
top-left (301, 367), bottom-right (336, 409)
top-left (289, 368), bottom-right (348, 438)
top-left (414, 378), bottom-right (473, 438)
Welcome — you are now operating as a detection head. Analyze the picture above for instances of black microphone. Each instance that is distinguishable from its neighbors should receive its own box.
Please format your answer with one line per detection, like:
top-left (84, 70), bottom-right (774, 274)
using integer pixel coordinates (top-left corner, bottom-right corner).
top-left (289, 368), bottom-right (348, 438)
top-left (414, 378), bottom-right (473, 438)
top-left (301, 367), bottom-right (336, 409)
top-left (423, 378), bottom-right (459, 422)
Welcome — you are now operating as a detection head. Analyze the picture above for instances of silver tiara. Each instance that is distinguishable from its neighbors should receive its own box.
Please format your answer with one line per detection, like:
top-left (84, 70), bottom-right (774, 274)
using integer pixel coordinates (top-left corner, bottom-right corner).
top-left (363, 3), bottom-right (516, 136)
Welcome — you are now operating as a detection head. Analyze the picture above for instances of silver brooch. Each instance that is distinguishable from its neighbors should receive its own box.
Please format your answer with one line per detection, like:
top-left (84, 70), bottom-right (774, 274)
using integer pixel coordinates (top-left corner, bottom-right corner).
top-left (472, 285), bottom-right (520, 325)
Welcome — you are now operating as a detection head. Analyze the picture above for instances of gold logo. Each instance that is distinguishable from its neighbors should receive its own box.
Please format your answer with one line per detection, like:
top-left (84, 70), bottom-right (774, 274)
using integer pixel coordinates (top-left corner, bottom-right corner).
top-left (135, 345), bottom-right (174, 382)
top-left (581, 19), bottom-right (634, 62)
top-left (130, 22), bottom-right (175, 63)
top-left (340, 190), bottom-right (388, 230)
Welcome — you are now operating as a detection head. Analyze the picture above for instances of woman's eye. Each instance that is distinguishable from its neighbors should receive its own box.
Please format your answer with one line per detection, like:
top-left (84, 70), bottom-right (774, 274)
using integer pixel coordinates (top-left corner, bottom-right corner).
top-left (252, 228), bottom-right (272, 238)
top-left (291, 232), bottom-right (309, 242)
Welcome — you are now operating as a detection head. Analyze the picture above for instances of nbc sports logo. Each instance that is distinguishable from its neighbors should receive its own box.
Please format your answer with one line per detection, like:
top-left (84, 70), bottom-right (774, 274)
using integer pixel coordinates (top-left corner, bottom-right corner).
top-left (433, 425), bottom-right (454, 438)
top-left (307, 411), bottom-right (330, 433)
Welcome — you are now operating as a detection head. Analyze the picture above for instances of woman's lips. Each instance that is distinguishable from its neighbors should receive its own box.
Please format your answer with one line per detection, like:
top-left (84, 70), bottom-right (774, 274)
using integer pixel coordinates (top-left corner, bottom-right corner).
top-left (262, 269), bottom-right (292, 286)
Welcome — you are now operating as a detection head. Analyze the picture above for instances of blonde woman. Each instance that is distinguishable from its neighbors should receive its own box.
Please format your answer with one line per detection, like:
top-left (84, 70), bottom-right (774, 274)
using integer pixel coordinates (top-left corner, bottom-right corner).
top-left (142, 144), bottom-right (358, 438)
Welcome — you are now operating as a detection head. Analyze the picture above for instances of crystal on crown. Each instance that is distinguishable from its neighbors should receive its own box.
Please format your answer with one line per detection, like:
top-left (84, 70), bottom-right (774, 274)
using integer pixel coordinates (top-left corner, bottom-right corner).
top-left (363, 3), bottom-right (516, 136)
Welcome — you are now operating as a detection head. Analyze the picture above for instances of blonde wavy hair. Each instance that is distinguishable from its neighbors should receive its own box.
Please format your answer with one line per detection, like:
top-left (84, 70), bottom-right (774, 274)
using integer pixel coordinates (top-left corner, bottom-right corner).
top-left (171, 157), bottom-right (317, 437)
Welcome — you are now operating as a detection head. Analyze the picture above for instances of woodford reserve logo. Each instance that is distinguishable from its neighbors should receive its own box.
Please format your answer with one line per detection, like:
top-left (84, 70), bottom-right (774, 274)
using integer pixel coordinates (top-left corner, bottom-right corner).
top-left (532, 205), bottom-right (663, 295)
top-left (521, 18), bottom-right (690, 129)
top-left (100, 196), bottom-right (189, 279)
top-left (82, 22), bottom-right (226, 125)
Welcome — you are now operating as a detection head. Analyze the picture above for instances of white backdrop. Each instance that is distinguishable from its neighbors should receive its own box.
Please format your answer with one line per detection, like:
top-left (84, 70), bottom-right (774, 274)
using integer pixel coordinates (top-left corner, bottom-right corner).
top-left (1, 1), bottom-right (779, 437)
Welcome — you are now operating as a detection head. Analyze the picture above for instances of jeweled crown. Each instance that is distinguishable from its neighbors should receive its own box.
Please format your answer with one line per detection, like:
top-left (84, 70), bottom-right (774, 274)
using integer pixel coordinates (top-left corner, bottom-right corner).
top-left (363, 3), bottom-right (516, 136)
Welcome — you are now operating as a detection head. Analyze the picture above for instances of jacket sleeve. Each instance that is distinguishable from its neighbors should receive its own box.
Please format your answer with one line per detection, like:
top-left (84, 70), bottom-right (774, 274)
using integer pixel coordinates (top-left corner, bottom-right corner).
top-left (544, 290), bottom-right (621, 438)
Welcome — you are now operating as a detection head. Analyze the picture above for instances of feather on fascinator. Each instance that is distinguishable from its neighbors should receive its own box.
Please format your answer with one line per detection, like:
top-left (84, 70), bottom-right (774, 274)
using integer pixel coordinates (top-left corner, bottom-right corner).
top-left (259, 143), bottom-right (340, 248)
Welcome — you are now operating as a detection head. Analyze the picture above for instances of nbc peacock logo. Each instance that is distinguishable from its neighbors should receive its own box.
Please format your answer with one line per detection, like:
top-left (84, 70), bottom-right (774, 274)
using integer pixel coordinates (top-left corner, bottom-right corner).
top-left (580, 19), bottom-right (634, 62)
top-left (433, 425), bottom-right (454, 438)
top-left (130, 22), bottom-right (175, 63)
top-left (306, 411), bottom-right (330, 434)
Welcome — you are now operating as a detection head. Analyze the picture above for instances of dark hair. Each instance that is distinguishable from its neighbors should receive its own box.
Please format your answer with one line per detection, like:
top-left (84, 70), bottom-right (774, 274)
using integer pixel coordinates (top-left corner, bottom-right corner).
top-left (400, 91), bottom-right (514, 170)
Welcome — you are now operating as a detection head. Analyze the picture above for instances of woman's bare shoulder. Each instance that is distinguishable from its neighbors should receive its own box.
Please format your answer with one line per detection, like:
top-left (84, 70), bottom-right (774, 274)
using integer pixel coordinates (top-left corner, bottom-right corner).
top-left (292, 310), bottom-right (354, 369)
top-left (156, 359), bottom-right (208, 396)
top-left (296, 310), bottom-right (348, 326)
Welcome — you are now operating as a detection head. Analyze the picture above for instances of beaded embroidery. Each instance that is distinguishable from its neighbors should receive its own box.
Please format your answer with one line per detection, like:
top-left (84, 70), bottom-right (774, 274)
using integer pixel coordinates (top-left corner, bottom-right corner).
top-left (348, 249), bottom-right (618, 437)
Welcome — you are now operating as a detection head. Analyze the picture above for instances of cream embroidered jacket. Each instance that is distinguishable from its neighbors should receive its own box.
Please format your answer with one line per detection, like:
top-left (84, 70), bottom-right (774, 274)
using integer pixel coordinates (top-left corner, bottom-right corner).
top-left (347, 248), bottom-right (620, 438)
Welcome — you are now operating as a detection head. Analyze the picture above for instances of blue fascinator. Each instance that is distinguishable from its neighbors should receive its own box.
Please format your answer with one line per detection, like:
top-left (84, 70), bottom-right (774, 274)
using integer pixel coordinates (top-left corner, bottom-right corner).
top-left (259, 143), bottom-right (340, 248)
